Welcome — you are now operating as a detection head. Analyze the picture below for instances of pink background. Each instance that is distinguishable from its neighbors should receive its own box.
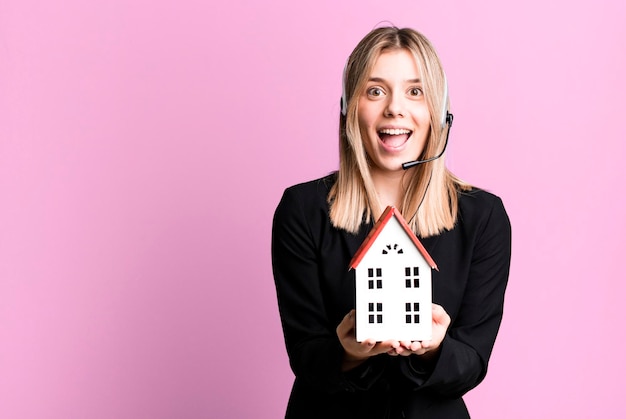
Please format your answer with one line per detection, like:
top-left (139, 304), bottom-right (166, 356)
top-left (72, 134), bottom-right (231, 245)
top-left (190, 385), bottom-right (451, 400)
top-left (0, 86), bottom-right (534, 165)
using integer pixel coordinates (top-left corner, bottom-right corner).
top-left (1, 0), bottom-right (625, 417)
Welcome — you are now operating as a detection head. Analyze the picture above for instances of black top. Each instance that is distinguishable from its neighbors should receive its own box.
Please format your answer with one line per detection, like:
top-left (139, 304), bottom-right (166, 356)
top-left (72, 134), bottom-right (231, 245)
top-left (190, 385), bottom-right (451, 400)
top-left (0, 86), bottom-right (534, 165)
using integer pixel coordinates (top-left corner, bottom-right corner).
top-left (271, 174), bottom-right (511, 419)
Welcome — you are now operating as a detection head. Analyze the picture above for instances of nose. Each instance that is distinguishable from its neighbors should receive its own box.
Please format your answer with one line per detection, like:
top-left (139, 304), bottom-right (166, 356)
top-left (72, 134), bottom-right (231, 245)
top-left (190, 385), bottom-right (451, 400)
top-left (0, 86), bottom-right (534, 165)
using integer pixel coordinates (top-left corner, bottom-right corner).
top-left (384, 92), bottom-right (405, 117)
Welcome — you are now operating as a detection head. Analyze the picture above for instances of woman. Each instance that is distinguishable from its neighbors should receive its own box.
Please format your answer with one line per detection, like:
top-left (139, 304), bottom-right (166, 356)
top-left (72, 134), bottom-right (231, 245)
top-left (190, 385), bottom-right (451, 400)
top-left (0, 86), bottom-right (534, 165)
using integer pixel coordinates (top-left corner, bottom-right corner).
top-left (272, 26), bottom-right (511, 418)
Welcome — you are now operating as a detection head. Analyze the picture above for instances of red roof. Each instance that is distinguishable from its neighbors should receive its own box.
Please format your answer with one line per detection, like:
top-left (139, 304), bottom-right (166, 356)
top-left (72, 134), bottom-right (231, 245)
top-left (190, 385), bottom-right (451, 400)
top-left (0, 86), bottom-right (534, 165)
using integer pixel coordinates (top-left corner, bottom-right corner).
top-left (349, 206), bottom-right (438, 271)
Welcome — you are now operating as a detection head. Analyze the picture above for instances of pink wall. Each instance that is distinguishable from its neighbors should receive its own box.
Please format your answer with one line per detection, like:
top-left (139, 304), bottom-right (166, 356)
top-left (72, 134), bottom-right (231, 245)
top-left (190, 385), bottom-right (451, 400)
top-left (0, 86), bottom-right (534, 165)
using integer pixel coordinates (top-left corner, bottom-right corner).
top-left (1, 1), bottom-right (625, 417)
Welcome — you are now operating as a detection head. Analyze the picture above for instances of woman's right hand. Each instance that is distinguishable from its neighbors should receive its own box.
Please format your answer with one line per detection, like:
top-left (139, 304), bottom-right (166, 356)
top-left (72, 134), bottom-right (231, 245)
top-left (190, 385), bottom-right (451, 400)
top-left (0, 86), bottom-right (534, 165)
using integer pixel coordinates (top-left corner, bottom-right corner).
top-left (336, 309), bottom-right (399, 371)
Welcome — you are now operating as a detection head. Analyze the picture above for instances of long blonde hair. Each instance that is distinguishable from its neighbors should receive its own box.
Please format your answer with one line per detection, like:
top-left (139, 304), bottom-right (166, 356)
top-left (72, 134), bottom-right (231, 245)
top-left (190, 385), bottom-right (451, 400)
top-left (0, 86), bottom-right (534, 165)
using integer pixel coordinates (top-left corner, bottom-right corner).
top-left (328, 26), bottom-right (470, 237)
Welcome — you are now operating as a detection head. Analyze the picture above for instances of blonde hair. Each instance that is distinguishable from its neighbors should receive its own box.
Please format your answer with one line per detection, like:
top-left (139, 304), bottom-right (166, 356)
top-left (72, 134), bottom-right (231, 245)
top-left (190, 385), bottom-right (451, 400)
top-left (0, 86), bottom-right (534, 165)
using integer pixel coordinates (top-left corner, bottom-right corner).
top-left (328, 26), bottom-right (470, 237)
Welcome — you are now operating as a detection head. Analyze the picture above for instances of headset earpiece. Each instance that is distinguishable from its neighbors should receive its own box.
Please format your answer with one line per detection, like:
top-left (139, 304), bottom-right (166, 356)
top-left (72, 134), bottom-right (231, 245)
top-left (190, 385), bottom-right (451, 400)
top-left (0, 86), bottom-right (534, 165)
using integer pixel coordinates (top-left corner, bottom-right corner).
top-left (440, 73), bottom-right (450, 129)
top-left (340, 59), bottom-right (349, 116)
top-left (445, 111), bottom-right (453, 128)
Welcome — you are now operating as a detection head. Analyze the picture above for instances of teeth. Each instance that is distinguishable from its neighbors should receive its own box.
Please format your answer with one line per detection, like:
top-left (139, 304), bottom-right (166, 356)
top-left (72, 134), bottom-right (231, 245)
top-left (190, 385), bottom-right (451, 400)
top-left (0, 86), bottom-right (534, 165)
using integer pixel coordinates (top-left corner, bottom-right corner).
top-left (378, 128), bottom-right (411, 135)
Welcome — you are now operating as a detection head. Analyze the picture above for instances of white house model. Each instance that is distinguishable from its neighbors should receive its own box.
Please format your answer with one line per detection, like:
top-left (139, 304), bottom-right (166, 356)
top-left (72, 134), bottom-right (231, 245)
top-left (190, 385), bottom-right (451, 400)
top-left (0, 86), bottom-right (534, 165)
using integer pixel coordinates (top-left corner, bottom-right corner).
top-left (349, 206), bottom-right (438, 342)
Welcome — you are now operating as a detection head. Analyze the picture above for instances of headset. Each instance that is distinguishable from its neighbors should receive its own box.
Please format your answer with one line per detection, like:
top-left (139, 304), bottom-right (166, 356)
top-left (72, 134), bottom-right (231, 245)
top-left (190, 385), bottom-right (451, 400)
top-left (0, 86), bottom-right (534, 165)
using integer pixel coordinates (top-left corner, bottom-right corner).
top-left (339, 59), bottom-right (453, 170)
top-left (402, 76), bottom-right (453, 170)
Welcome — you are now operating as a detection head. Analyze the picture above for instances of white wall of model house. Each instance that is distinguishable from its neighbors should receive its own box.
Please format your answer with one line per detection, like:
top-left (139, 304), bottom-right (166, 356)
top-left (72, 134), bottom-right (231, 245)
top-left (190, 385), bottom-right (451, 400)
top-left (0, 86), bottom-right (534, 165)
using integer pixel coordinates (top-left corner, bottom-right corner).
top-left (354, 214), bottom-right (434, 342)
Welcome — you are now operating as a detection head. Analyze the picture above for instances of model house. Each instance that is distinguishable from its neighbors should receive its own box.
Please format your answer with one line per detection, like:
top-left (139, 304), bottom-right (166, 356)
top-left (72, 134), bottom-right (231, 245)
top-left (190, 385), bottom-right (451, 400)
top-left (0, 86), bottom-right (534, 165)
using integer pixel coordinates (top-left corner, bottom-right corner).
top-left (349, 206), bottom-right (438, 342)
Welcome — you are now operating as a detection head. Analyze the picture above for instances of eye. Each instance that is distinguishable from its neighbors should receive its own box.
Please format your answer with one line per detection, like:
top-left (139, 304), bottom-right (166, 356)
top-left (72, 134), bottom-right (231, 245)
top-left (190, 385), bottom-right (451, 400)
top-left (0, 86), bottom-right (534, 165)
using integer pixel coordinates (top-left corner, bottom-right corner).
top-left (367, 87), bottom-right (385, 97)
top-left (408, 87), bottom-right (423, 97)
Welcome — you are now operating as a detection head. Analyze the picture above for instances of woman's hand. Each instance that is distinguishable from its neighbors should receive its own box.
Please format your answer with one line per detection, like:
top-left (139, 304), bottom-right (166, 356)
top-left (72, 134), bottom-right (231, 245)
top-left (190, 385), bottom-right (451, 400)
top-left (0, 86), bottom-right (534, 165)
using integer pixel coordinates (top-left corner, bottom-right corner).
top-left (393, 304), bottom-right (451, 358)
top-left (336, 309), bottom-right (400, 371)
top-left (337, 304), bottom-right (450, 369)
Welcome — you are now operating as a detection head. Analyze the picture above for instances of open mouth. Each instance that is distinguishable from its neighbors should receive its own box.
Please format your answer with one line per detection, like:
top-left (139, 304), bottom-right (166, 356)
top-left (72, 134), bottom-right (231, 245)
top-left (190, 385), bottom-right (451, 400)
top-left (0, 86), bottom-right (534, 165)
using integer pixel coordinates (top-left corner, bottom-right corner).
top-left (377, 128), bottom-right (413, 148)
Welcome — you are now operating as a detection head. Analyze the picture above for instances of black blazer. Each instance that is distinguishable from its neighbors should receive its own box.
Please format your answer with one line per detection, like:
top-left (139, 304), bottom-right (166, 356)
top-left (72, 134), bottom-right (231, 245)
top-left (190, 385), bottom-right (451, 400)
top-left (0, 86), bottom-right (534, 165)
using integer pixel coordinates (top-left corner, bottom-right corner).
top-left (272, 174), bottom-right (511, 419)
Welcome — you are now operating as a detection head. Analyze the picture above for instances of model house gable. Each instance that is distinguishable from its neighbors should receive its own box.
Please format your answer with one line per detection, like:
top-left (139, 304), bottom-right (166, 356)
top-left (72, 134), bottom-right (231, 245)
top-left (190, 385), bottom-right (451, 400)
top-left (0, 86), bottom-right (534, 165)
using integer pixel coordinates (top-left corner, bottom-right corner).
top-left (350, 206), bottom-right (437, 342)
top-left (349, 206), bottom-right (437, 271)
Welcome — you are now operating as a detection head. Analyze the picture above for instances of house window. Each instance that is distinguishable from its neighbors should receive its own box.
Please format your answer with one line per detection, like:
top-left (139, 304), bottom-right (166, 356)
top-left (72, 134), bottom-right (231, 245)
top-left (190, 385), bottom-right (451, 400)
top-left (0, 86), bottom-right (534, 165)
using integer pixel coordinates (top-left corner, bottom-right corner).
top-left (368, 302), bottom-right (383, 323)
top-left (382, 244), bottom-right (404, 255)
top-left (405, 302), bottom-right (420, 323)
top-left (405, 266), bottom-right (420, 288)
top-left (367, 267), bottom-right (383, 289)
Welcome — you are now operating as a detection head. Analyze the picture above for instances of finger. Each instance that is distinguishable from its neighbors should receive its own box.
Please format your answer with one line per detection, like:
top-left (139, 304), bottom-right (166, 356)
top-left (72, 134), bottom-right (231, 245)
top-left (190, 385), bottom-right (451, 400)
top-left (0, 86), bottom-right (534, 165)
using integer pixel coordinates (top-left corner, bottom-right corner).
top-left (361, 339), bottom-right (376, 351)
top-left (382, 339), bottom-right (400, 350)
top-left (346, 309), bottom-right (356, 325)
top-left (396, 346), bottom-right (412, 356)
top-left (410, 341), bottom-right (424, 352)
top-left (432, 304), bottom-right (451, 326)
top-left (415, 340), bottom-right (433, 351)
top-left (394, 345), bottom-right (407, 355)
top-left (367, 340), bottom-right (398, 356)
top-left (336, 310), bottom-right (356, 337)
top-left (346, 339), bottom-right (376, 358)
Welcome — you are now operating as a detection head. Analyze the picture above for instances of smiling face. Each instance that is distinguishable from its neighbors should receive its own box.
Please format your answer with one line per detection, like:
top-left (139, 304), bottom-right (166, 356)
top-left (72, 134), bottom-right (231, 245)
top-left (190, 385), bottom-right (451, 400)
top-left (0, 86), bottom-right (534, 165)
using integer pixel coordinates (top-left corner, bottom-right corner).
top-left (357, 48), bottom-right (431, 176)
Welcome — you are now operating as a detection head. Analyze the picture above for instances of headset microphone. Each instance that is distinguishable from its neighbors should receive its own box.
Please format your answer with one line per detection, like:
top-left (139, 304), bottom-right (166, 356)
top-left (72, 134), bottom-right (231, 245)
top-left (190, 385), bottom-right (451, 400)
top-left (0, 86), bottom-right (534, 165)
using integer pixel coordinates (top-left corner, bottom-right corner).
top-left (402, 75), bottom-right (452, 170)
top-left (402, 111), bottom-right (453, 170)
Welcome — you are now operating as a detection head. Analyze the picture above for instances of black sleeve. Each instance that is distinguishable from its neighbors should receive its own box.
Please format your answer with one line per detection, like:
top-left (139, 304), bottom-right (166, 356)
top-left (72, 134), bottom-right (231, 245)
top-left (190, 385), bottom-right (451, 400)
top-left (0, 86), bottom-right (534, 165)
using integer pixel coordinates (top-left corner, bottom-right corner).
top-left (399, 195), bottom-right (512, 398)
top-left (272, 187), bottom-right (385, 393)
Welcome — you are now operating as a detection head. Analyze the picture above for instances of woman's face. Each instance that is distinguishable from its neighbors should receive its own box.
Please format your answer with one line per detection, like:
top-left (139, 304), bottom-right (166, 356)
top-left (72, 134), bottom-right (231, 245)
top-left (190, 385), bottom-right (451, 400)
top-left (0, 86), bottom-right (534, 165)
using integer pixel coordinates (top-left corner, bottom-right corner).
top-left (357, 49), bottom-right (431, 175)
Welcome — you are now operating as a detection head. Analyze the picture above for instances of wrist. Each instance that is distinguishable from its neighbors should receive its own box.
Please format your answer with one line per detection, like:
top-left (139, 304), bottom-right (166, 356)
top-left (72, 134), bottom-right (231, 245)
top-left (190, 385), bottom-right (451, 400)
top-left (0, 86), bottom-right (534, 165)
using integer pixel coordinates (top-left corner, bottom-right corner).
top-left (341, 351), bottom-right (368, 372)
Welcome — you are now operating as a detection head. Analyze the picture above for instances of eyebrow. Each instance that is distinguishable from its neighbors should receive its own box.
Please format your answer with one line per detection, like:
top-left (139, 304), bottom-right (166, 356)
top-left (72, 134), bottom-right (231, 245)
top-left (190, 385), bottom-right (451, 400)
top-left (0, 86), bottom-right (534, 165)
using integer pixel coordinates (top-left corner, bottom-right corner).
top-left (368, 77), bottom-right (422, 84)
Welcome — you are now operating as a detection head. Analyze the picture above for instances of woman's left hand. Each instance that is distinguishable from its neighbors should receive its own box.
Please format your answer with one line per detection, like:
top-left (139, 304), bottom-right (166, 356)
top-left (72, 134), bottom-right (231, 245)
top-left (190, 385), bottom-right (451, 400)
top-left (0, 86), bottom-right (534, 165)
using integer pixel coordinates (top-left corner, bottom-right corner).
top-left (391, 303), bottom-right (450, 357)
